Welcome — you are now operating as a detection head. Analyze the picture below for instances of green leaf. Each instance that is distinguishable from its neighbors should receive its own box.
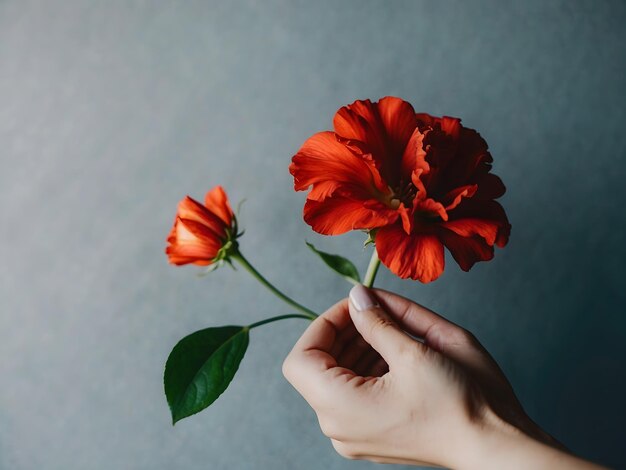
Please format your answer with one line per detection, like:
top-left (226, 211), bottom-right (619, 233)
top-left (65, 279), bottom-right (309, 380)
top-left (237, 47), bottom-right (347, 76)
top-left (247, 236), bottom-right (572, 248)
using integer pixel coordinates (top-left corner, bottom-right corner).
top-left (164, 325), bottom-right (249, 424)
top-left (306, 242), bottom-right (361, 285)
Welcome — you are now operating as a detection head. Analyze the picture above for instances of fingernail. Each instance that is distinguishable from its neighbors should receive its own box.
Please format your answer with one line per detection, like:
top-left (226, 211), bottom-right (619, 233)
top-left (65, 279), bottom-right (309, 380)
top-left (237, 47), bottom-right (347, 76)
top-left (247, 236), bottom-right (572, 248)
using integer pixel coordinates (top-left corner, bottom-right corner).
top-left (349, 284), bottom-right (379, 311)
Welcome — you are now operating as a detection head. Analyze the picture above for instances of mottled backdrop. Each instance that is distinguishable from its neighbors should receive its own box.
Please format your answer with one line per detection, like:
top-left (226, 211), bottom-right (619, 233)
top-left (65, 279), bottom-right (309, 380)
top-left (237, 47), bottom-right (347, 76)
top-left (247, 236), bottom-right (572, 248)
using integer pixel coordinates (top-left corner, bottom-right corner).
top-left (1, 1), bottom-right (625, 469)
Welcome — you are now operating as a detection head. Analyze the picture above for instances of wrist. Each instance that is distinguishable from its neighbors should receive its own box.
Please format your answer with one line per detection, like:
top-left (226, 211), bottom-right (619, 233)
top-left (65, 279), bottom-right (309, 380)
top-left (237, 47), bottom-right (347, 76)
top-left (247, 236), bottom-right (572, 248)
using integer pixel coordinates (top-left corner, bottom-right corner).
top-left (450, 408), bottom-right (605, 470)
top-left (453, 408), bottom-right (529, 470)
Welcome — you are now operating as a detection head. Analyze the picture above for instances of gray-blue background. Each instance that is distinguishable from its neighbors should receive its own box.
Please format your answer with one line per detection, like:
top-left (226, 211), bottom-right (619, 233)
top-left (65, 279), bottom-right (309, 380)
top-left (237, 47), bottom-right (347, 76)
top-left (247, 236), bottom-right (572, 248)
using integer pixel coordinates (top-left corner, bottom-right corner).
top-left (1, 1), bottom-right (625, 469)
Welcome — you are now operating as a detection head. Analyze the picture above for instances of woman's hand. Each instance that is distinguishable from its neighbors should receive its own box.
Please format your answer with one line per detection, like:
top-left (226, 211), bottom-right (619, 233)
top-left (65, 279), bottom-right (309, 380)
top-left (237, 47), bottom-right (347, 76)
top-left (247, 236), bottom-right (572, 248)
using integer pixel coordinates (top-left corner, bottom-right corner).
top-left (282, 285), bottom-right (605, 469)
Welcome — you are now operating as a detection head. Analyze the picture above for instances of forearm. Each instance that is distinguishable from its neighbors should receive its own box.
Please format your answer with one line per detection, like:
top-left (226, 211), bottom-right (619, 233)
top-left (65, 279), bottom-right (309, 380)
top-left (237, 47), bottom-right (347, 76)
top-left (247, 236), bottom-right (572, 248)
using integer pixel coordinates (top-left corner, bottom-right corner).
top-left (451, 413), bottom-right (607, 470)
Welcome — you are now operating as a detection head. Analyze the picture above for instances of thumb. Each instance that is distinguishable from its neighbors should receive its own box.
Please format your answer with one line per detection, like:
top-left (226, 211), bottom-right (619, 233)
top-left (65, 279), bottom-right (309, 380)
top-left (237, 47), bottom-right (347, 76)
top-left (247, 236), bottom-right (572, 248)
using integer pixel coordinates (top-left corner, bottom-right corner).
top-left (348, 284), bottom-right (416, 367)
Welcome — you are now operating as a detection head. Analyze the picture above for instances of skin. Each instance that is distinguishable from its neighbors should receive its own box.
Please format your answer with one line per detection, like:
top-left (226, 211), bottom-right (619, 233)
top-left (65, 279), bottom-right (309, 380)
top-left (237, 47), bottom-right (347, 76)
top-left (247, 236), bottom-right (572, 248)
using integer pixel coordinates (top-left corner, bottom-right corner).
top-left (282, 287), bottom-right (607, 469)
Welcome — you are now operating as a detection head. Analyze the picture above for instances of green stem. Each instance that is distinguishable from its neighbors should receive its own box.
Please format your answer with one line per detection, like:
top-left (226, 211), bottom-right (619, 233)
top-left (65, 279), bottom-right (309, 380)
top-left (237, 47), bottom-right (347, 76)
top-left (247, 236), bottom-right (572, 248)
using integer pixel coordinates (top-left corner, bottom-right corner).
top-left (232, 252), bottom-right (318, 318)
top-left (248, 313), bottom-right (315, 329)
top-left (363, 248), bottom-right (381, 288)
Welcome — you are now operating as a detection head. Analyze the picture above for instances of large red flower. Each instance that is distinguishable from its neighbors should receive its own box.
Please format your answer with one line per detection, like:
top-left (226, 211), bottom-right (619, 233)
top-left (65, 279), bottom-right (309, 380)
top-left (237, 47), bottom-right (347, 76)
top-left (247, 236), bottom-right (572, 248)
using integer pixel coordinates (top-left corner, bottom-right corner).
top-left (289, 97), bottom-right (511, 282)
top-left (166, 186), bottom-right (236, 266)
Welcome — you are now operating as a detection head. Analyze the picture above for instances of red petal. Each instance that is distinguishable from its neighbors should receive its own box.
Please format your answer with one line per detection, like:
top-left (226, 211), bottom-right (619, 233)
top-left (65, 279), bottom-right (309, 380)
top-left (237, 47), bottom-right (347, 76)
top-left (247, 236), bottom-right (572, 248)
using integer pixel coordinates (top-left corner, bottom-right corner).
top-left (397, 203), bottom-right (412, 234)
top-left (165, 252), bottom-right (212, 266)
top-left (306, 180), bottom-right (341, 201)
top-left (177, 196), bottom-right (227, 236)
top-left (441, 219), bottom-right (501, 246)
top-left (417, 119), bottom-right (495, 198)
top-left (415, 198), bottom-right (449, 221)
top-left (401, 128), bottom-right (429, 181)
top-left (165, 218), bottom-right (222, 265)
top-left (290, 131), bottom-right (387, 195)
top-left (178, 218), bottom-right (224, 247)
top-left (439, 116), bottom-right (462, 138)
top-left (444, 200), bottom-right (511, 246)
top-left (376, 224), bottom-right (445, 282)
top-left (440, 230), bottom-right (494, 271)
top-left (410, 168), bottom-right (428, 202)
top-left (333, 100), bottom-right (387, 158)
top-left (474, 173), bottom-right (506, 200)
top-left (304, 196), bottom-right (398, 235)
top-left (204, 186), bottom-right (234, 226)
top-left (443, 184), bottom-right (478, 211)
top-left (333, 97), bottom-right (417, 185)
top-left (377, 96), bottom-right (418, 159)
top-left (416, 114), bottom-right (461, 139)
top-left (416, 113), bottom-right (436, 128)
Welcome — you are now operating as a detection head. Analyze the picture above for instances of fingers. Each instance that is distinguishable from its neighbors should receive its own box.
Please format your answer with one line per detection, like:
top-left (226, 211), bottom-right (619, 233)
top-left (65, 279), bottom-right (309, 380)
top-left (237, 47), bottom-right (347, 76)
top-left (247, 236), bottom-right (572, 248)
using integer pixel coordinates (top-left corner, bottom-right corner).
top-left (282, 298), bottom-right (354, 401)
top-left (370, 288), bottom-right (453, 340)
top-left (371, 288), bottom-right (492, 373)
top-left (348, 285), bottom-right (418, 368)
top-left (290, 298), bottom-right (351, 357)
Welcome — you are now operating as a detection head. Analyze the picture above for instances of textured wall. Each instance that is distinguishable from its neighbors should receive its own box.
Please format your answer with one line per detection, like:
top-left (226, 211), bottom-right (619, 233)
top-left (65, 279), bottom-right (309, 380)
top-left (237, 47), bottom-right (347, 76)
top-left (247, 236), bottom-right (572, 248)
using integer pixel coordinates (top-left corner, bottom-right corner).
top-left (1, 1), bottom-right (625, 469)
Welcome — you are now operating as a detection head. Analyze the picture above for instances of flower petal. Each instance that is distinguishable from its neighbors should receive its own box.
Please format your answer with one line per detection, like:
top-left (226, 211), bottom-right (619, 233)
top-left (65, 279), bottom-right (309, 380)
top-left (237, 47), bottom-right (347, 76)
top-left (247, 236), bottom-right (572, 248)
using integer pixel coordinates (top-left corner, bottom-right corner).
top-left (178, 218), bottom-right (225, 246)
top-left (438, 116), bottom-right (462, 138)
top-left (440, 230), bottom-right (494, 271)
top-left (333, 99), bottom-right (387, 157)
top-left (397, 203), bottom-right (412, 234)
top-left (178, 196), bottom-right (228, 236)
top-left (441, 219), bottom-right (500, 246)
top-left (415, 198), bottom-right (449, 221)
top-left (416, 114), bottom-right (461, 139)
top-left (204, 186), bottom-right (234, 226)
top-left (416, 117), bottom-right (496, 199)
top-left (410, 168), bottom-right (428, 202)
top-left (448, 127), bottom-right (494, 186)
top-left (401, 128), bottom-right (429, 181)
top-left (443, 200), bottom-right (511, 247)
top-left (377, 96), bottom-right (419, 159)
top-left (304, 195), bottom-right (398, 235)
top-left (415, 113), bottom-right (436, 128)
top-left (443, 184), bottom-right (478, 211)
top-left (306, 180), bottom-right (342, 201)
top-left (333, 97), bottom-right (417, 185)
top-left (165, 252), bottom-right (212, 266)
top-left (376, 224), bottom-right (445, 282)
top-left (474, 173), bottom-right (506, 200)
top-left (166, 187), bottom-right (236, 267)
top-left (165, 218), bottom-right (222, 265)
top-left (290, 131), bottom-right (386, 195)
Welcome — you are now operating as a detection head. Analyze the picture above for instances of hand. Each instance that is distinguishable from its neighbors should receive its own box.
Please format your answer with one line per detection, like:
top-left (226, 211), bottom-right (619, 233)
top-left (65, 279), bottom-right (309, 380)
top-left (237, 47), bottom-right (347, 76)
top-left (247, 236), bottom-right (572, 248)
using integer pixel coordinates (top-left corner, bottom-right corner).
top-left (282, 285), bottom-right (605, 469)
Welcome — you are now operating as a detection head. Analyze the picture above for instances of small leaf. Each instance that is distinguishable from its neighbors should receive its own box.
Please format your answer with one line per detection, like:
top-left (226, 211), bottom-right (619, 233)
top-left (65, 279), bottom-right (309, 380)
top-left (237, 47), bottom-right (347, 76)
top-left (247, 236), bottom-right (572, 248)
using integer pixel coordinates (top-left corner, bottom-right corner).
top-left (363, 229), bottom-right (377, 247)
top-left (196, 261), bottom-right (224, 277)
top-left (306, 242), bottom-right (361, 284)
top-left (164, 325), bottom-right (249, 424)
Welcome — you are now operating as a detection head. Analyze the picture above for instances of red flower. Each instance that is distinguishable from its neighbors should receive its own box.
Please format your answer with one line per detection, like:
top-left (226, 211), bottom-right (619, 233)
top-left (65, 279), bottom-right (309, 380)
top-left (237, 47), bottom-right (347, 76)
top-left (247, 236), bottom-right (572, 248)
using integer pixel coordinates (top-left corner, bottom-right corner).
top-left (290, 97), bottom-right (510, 282)
top-left (166, 186), bottom-right (237, 266)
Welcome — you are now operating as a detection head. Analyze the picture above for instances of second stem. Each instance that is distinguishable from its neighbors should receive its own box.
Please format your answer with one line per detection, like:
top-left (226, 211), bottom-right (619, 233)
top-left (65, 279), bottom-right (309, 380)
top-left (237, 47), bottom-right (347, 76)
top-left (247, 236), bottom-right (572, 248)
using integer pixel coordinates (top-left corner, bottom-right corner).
top-left (231, 252), bottom-right (318, 318)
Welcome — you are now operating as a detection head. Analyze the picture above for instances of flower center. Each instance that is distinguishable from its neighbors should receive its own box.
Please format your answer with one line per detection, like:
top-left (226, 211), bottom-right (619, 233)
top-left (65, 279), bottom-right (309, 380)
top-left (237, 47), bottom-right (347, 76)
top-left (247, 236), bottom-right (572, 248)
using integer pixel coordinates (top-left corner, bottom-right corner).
top-left (389, 180), bottom-right (417, 208)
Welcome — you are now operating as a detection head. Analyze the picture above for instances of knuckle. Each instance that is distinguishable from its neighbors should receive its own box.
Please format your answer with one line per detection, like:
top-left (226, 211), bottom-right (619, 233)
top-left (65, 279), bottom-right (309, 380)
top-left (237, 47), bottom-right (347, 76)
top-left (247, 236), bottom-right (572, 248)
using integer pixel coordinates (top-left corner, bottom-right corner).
top-left (457, 328), bottom-right (478, 347)
top-left (331, 440), bottom-right (358, 460)
top-left (368, 314), bottom-right (396, 336)
top-left (281, 355), bottom-right (295, 381)
top-left (397, 341), bottom-right (422, 362)
top-left (434, 322), bottom-right (479, 352)
top-left (318, 416), bottom-right (339, 439)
